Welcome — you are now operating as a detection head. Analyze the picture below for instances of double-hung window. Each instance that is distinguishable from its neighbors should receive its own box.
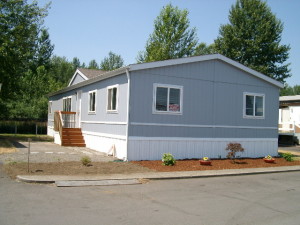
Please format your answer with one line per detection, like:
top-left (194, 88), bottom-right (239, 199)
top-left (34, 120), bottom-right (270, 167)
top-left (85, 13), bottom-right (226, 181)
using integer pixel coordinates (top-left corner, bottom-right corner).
top-left (63, 97), bottom-right (72, 112)
top-left (107, 85), bottom-right (118, 112)
top-left (243, 92), bottom-right (265, 118)
top-left (153, 83), bottom-right (183, 114)
top-left (89, 90), bottom-right (97, 113)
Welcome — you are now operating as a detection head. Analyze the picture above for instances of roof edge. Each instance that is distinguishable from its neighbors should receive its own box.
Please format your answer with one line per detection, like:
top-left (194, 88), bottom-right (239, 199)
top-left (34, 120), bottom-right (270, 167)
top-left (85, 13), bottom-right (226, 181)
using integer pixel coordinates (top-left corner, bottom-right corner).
top-left (68, 69), bottom-right (89, 87)
top-left (129, 54), bottom-right (284, 89)
top-left (49, 54), bottom-right (284, 97)
top-left (48, 66), bottom-right (129, 97)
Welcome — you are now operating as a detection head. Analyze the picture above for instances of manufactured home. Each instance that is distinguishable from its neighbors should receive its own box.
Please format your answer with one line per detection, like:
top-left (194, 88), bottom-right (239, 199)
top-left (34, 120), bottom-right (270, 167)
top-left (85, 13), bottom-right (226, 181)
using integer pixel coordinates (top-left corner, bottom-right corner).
top-left (48, 54), bottom-right (283, 161)
top-left (279, 95), bottom-right (300, 133)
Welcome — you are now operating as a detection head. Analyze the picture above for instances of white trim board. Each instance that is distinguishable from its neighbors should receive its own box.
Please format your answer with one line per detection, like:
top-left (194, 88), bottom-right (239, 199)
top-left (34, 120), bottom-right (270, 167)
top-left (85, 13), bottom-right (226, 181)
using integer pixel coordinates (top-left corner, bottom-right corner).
top-left (81, 121), bottom-right (127, 125)
top-left (129, 136), bottom-right (278, 142)
top-left (82, 131), bottom-right (126, 140)
top-left (130, 122), bottom-right (277, 130)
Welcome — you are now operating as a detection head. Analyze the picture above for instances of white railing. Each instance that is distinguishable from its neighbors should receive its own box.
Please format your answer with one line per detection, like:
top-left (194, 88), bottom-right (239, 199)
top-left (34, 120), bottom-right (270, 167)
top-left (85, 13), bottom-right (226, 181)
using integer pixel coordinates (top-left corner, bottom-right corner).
top-left (279, 122), bottom-right (300, 133)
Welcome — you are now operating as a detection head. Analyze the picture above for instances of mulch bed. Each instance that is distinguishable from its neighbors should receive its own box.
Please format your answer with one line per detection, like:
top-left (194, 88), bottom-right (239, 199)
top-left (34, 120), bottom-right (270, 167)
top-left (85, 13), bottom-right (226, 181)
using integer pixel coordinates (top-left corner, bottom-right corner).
top-left (3, 158), bottom-right (300, 180)
top-left (132, 158), bottom-right (300, 172)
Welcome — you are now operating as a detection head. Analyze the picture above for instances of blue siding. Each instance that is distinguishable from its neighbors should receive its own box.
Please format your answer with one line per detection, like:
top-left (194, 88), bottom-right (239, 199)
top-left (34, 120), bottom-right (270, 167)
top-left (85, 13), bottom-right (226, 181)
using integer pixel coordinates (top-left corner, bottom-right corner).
top-left (48, 74), bottom-right (128, 136)
top-left (128, 59), bottom-right (279, 139)
top-left (70, 73), bottom-right (85, 86)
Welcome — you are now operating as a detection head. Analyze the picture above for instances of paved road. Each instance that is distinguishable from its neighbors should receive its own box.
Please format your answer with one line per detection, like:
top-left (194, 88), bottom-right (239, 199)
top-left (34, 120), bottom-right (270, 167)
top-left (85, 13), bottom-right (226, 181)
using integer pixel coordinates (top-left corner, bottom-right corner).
top-left (1, 165), bottom-right (300, 225)
top-left (279, 145), bottom-right (300, 155)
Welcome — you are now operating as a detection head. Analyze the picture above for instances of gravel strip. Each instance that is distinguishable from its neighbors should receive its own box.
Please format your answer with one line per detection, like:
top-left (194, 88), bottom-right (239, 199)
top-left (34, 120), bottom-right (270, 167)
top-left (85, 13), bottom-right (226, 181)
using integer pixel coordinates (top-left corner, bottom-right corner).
top-left (0, 141), bottom-right (117, 163)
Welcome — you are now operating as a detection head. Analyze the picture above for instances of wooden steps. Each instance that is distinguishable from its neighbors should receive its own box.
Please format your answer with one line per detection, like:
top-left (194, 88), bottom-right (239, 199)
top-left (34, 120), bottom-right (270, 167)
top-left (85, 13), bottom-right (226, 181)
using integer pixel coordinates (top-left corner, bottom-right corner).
top-left (61, 128), bottom-right (86, 147)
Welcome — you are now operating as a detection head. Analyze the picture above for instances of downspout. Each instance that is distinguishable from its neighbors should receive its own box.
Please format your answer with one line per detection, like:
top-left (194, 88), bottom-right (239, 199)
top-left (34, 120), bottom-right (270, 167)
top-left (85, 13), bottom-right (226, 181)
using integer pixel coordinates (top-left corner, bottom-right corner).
top-left (125, 68), bottom-right (131, 161)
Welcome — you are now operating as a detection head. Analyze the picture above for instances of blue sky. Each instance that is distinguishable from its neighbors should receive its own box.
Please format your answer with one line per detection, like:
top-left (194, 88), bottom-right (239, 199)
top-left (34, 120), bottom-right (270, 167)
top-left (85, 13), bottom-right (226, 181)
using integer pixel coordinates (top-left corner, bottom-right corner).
top-left (34, 0), bottom-right (299, 85)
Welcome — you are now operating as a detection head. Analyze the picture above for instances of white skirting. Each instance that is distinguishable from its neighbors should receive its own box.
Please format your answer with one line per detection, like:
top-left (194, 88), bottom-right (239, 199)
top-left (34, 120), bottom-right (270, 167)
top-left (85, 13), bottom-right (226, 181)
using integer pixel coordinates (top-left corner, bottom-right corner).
top-left (54, 131), bottom-right (61, 145)
top-left (47, 126), bottom-right (55, 137)
top-left (127, 137), bottom-right (278, 161)
top-left (82, 131), bottom-right (127, 160)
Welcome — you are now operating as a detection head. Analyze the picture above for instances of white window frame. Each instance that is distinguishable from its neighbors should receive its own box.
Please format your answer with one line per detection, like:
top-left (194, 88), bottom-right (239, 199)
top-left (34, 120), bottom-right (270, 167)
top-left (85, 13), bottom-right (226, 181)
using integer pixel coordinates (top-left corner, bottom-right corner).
top-left (63, 96), bottom-right (72, 112)
top-left (48, 101), bottom-right (53, 114)
top-left (107, 84), bottom-right (119, 113)
top-left (88, 90), bottom-right (97, 114)
top-left (153, 83), bottom-right (183, 115)
top-left (243, 92), bottom-right (265, 119)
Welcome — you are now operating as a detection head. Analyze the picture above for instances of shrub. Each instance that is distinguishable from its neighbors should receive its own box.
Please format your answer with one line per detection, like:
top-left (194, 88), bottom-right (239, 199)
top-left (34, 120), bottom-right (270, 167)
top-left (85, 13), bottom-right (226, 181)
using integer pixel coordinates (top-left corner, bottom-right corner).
top-left (162, 153), bottom-right (176, 166)
top-left (81, 156), bottom-right (92, 166)
top-left (280, 152), bottom-right (293, 162)
top-left (225, 143), bottom-right (245, 163)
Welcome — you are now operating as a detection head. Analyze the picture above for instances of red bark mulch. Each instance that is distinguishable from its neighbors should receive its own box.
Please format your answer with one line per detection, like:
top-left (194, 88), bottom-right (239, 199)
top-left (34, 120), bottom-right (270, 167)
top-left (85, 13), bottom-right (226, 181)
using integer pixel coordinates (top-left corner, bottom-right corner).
top-left (132, 158), bottom-right (300, 172)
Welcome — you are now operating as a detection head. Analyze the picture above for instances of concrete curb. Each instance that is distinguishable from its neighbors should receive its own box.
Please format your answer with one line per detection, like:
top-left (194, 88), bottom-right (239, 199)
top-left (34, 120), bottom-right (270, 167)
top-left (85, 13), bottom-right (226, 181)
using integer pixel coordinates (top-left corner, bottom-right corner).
top-left (16, 165), bottom-right (300, 184)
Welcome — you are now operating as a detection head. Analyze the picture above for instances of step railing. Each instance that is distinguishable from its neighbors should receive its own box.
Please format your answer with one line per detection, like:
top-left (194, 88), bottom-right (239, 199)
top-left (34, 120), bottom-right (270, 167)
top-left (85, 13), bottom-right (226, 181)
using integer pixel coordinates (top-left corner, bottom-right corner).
top-left (61, 111), bottom-right (76, 128)
top-left (54, 111), bottom-right (77, 136)
top-left (54, 111), bottom-right (63, 138)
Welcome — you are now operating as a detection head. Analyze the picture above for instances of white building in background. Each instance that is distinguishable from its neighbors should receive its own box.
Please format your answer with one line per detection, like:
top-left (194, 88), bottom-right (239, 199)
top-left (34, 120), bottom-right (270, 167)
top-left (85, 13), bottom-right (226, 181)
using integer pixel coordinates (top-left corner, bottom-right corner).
top-left (279, 95), bottom-right (300, 135)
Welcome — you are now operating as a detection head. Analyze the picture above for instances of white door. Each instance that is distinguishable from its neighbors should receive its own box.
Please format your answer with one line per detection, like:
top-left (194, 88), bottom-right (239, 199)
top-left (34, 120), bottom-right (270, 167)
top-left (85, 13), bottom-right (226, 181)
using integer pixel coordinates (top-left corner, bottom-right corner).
top-left (281, 107), bottom-right (290, 130)
top-left (76, 91), bottom-right (82, 128)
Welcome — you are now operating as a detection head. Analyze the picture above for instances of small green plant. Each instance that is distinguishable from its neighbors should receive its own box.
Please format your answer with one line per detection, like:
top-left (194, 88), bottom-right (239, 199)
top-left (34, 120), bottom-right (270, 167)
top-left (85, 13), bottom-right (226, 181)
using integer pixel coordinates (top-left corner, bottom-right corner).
top-left (202, 157), bottom-right (210, 161)
top-left (225, 143), bottom-right (245, 163)
top-left (264, 155), bottom-right (273, 160)
top-left (7, 160), bottom-right (18, 165)
top-left (280, 152), bottom-right (293, 162)
top-left (162, 153), bottom-right (176, 166)
top-left (81, 156), bottom-right (92, 166)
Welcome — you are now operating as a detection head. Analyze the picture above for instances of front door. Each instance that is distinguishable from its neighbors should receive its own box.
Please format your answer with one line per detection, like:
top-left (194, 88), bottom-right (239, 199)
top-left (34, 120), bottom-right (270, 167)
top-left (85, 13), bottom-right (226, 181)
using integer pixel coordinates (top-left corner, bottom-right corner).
top-left (76, 91), bottom-right (82, 128)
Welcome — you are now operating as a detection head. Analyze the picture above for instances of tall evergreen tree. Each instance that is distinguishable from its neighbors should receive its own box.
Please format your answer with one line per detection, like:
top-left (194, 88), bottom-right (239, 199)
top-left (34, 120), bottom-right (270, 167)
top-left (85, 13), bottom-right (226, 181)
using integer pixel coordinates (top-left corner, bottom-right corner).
top-left (214, 0), bottom-right (290, 82)
top-left (88, 59), bottom-right (99, 69)
top-left (100, 51), bottom-right (124, 71)
top-left (72, 57), bottom-right (81, 70)
top-left (34, 29), bottom-right (54, 70)
top-left (137, 4), bottom-right (198, 63)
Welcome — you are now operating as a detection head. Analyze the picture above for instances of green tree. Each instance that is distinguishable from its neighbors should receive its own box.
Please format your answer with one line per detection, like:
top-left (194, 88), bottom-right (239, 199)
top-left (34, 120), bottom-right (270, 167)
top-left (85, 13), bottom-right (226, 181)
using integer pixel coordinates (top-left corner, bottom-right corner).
top-left (280, 84), bottom-right (300, 96)
top-left (33, 29), bottom-right (54, 70)
top-left (214, 0), bottom-right (290, 83)
top-left (88, 59), bottom-right (99, 69)
top-left (0, 0), bottom-right (50, 99)
top-left (100, 51), bottom-right (124, 71)
top-left (72, 57), bottom-right (81, 70)
top-left (194, 43), bottom-right (216, 56)
top-left (137, 4), bottom-right (198, 63)
top-left (49, 56), bottom-right (75, 86)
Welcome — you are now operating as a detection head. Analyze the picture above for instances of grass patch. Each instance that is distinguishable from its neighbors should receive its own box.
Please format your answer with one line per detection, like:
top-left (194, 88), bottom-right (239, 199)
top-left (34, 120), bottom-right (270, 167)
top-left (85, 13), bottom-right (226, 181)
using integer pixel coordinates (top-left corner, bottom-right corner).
top-left (0, 139), bottom-right (17, 154)
top-left (0, 134), bottom-right (53, 142)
